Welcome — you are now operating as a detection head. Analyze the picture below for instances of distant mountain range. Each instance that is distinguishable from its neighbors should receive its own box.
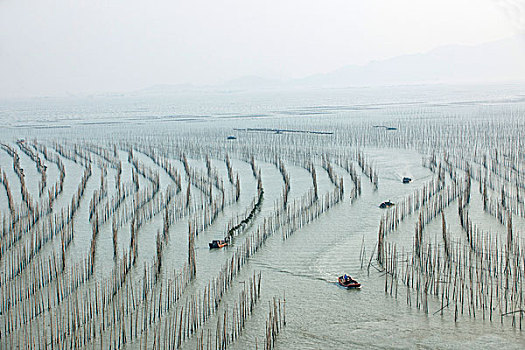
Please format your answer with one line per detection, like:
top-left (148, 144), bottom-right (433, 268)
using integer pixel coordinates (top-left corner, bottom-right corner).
top-left (135, 35), bottom-right (525, 94)
top-left (288, 35), bottom-right (525, 88)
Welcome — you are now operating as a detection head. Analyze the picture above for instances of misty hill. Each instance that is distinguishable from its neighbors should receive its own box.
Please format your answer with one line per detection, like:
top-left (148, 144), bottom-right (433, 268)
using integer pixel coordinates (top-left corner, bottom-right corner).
top-left (136, 35), bottom-right (525, 93)
top-left (291, 35), bottom-right (525, 87)
top-left (131, 83), bottom-right (197, 95)
top-left (222, 76), bottom-right (282, 89)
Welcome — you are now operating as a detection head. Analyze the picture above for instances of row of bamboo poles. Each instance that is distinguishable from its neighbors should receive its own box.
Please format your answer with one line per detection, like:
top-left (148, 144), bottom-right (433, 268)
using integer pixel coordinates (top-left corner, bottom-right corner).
top-left (376, 147), bottom-right (525, 329)
top-left (356, 150), bottom-right (378, 190)
top-left (2, 128), bottom-right (456, 349)
top-left (1, 141), bottom-right (274, 347)
top-left (195, 272), bottom-right (263, 350)
top-left (16, 139), bottom-right (47, 197)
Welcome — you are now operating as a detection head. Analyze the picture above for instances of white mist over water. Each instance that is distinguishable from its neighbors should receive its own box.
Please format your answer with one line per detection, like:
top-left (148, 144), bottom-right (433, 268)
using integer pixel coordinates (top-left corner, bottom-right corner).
top-left (0, 0), bottom-right (519, 98)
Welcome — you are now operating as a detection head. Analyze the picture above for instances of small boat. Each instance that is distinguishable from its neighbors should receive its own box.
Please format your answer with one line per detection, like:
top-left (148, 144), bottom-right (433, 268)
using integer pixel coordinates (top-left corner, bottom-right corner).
top-left (379, 200), bottom-right (395, 209)
top-left (372, 125), bottom-right (397, 131)
top-left (338, 275), bottom-right (361, 289)
top-left (227, 136), bottom-right (237, 140)
top-left (402, 177), bottom-right (412, 184)
top-left (209, 239), bottom-right (228, 249)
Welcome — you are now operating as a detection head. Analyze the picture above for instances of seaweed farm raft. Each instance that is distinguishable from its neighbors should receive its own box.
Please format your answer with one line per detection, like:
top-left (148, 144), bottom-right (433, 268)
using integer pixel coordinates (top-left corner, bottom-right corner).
top-left (0, 87), bottom-right (525, 349)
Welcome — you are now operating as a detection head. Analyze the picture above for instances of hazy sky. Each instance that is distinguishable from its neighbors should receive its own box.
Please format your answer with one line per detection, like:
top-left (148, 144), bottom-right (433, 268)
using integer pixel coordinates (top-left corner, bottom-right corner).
top-left (0, 0), bottom-right (523, 97)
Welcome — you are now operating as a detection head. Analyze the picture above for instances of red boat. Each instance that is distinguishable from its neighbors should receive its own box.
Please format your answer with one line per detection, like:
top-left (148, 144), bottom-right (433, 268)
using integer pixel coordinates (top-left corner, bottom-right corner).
top-left (338, 275), bottom-right (361, 289)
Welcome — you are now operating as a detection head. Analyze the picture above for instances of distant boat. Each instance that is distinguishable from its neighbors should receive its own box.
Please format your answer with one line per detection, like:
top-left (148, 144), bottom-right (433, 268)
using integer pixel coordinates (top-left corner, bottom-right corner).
top-left (402, 177), bottom-right (412, 184)
top-left (338, 275), bottom-right (361, 289)
top-left (379, 200), bottom-right (395, 209)
top-left (209, 239), bottom-right (229, 249)
top-left (372, 125), bottom-right (397, 131)
top-left (227, 135), bottom-right (237, 140)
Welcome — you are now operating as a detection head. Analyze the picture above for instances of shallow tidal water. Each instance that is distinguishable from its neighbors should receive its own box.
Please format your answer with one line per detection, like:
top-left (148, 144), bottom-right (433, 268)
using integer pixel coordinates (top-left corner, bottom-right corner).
top-left (1, 84), bottom-right (525, 349)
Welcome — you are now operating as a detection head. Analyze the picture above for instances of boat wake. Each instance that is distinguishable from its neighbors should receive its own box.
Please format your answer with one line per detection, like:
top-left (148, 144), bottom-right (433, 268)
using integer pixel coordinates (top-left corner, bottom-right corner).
top-left (253, 261), bottom-right (337, 284)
